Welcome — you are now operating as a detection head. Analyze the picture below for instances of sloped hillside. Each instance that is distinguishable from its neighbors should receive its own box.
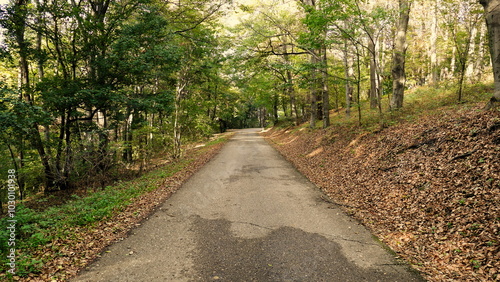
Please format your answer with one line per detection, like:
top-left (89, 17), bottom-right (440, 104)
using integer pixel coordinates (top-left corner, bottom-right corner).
top-left (263, 105), bottom-right (500, 281)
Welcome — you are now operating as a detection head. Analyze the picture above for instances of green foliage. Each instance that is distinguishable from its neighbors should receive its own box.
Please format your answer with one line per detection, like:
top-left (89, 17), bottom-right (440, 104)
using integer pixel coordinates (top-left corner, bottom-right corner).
top-left (0, 0), bottom-right (231, 193)
top-left (111, 7), bottom-right (182, 85)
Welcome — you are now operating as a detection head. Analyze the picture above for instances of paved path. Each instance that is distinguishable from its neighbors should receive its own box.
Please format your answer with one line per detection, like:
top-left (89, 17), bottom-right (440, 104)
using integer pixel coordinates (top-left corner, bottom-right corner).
top-left (74, 128), bottom-right (423, 281)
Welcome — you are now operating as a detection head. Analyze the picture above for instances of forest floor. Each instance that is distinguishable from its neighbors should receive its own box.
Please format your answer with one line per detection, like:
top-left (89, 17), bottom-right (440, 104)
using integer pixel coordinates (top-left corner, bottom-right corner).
top-left (263, 100), bottom-right (500, 281)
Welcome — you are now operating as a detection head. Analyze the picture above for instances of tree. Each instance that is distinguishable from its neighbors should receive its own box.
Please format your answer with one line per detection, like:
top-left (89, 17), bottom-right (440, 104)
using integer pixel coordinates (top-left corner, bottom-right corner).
top-left (479, 0), bottom-right (500, 108)
top-left (227, 0), bottom-right (309, 125)
top-left (441, 0), bottom-right (483, 102)
top-left (299, 0), bottom-right (331, 128)
top-left (1, 0), bottom-right (57, 190)
top-left (0, 0), bottom-right (230, 193)
top-left (390, 0), bottom-right (412, 110)
top-left (430, 0), bottom-right (440, 85)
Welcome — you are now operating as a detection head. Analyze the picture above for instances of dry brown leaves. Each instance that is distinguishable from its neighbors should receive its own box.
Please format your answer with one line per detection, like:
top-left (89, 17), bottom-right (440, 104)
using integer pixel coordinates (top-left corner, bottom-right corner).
top-left (263, 106), bottom-right (500, 282)
top-left (18, 135), bottom-right (230, 282)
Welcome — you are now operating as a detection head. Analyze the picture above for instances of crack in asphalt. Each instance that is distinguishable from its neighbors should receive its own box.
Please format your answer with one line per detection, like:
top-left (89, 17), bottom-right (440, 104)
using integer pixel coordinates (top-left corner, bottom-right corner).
top-left (228, 219), bottom-right (378, 247)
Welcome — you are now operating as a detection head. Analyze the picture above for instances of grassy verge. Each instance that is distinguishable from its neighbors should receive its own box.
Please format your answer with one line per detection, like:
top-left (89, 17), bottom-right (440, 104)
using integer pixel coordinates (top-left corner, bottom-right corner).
top-left (0, 132), bottom-right (232, 280)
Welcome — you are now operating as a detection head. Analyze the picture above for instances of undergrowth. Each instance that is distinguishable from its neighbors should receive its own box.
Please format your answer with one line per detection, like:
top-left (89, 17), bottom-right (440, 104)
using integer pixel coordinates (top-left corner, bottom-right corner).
top-left (325, 82), bottom-right (494, 134)
top-left (0, 134), bottom-right (230, 279)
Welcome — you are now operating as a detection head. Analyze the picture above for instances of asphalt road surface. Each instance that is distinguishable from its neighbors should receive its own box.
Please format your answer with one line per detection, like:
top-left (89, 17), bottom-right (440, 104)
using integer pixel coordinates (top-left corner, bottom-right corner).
top-left (74, 128), bottom-right (424, 282)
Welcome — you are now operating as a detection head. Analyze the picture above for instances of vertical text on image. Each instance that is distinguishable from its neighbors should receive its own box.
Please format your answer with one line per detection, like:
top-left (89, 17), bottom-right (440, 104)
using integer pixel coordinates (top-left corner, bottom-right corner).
top-left (6, 169), bottom-right (17, 275)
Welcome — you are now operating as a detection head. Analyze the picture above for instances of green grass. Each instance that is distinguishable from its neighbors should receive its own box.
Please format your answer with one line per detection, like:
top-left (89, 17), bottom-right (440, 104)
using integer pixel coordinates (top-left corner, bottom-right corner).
top-left (0, 134), bottom-right (230, 279)
top-left (0, 173), bottom-right (166, 276)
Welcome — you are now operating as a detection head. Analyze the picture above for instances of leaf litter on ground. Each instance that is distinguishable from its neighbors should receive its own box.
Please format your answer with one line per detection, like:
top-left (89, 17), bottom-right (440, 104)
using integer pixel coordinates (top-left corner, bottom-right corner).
top-left (263, 105), bottom-right (500, 282)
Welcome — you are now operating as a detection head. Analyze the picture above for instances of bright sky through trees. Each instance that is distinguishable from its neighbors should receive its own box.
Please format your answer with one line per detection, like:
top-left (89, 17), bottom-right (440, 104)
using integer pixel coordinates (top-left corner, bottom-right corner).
top-left (0, 0), bottom-right (7, 44)
top-left (220, 0), bottom-right (298, 28)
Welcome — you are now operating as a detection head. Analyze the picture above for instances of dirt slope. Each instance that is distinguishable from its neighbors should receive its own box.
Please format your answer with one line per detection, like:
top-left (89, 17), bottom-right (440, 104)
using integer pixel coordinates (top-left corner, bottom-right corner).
top-left (263, 105), bottom-right (500, 281)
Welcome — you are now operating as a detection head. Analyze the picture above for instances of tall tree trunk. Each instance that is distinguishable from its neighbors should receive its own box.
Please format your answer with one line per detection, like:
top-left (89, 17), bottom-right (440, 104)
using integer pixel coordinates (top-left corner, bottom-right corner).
top-left (273, 92), bottom-right (279, 123)
top-left (11, 0), bottom-right (56, 191)
top-left (473, 25), bottom-right (488, 81)
top-left (457, 40), bottom-right (471, 102)
top-left (55, 112), bottom-right (65, 185)
top-left (12, 0), bottom-right (31, 101)
top-left (321, 44), bottom-right (330, 128)
top-left (369, 39), bottom-right (378, 109)
top-left (282, 96), bottom-right (288, 118)
top-left (430, 0), bottom-right (439, 85)
top-left (390, 0), bottom-right (412, 110)
top-left (354, 46), bottom-right (362, 125)
top-left (300, 0), bottom-right (327, 128)
top-left (343, 40), bottom-right (353, 118)
top-left (52, 14), bottom-right (69, 80)
top-left (287, 68), bottom-right (298, 123)
top-left (34, 0), bottom-right (44, 81)
top-left (466, 25), bottom-right (478, 81)
top-left (63, 113), bottom-right (72, 189)
top-left (173, 76), bottom-right (188, 159)
top-left (11, 0), bottom-right (29, 196)
top-left (123, 108), bottom-right (133, 163)
top-left (89, 0), bottom-right (111, 85)
top-left (31, 126), bottom-right (55, 191)
top-left (479, 0), bottom-right (500, 108)
top-left (284, 45), bottom-right (298, 124)
top-left (309, 52), bottom-right (318, 128)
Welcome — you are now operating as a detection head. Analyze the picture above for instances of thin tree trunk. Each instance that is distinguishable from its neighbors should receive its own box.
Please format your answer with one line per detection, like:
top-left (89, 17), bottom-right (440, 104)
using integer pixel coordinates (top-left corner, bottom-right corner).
top-left (12, 0), bottom-right (31, 101)
top-left (369, 40), bottom-right (378, 109)
top-left (63, 114), bottom-right (72, 189)
top-left (10, 0), bottom-right (31, 195)
top-left (343, 41), bottom-right (353, 118)
top-left (473, 24), bottom-right (487, 81)
top-left (12, 0), bottom-right (56, 190)
top-left (284, 47), bottom-right (298, 123)
top-left (123, 108), bottom-right (133, 163)
top-left (454, 13), bottom-right (476, 102)
top-left (30, 126), bottom-right (55, 191)
top-left (377, 34), bottom-right (385, 114)
top-left (34, 0), bottom-right (45, 81)
top-left (273, 92), bottom-right (279, 123)
top-left (321, 44), bottom-right (330, 128)
top-left (355, 46), bottom-right (362, 125)
top-left (55, 112), bottom-right (65, 176)
top-left (430, 0), bottom-right (439, 85)
top-left (52, 14), bottom-right (69, 80)
top-left (310, 52), bottom-right (318, 128)
top-left (173, 78), bottom-right (187, 159)
top-left (456, 37), bottom-right (472, 102)
top-left (466, 25), bottom-right (478, 81)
